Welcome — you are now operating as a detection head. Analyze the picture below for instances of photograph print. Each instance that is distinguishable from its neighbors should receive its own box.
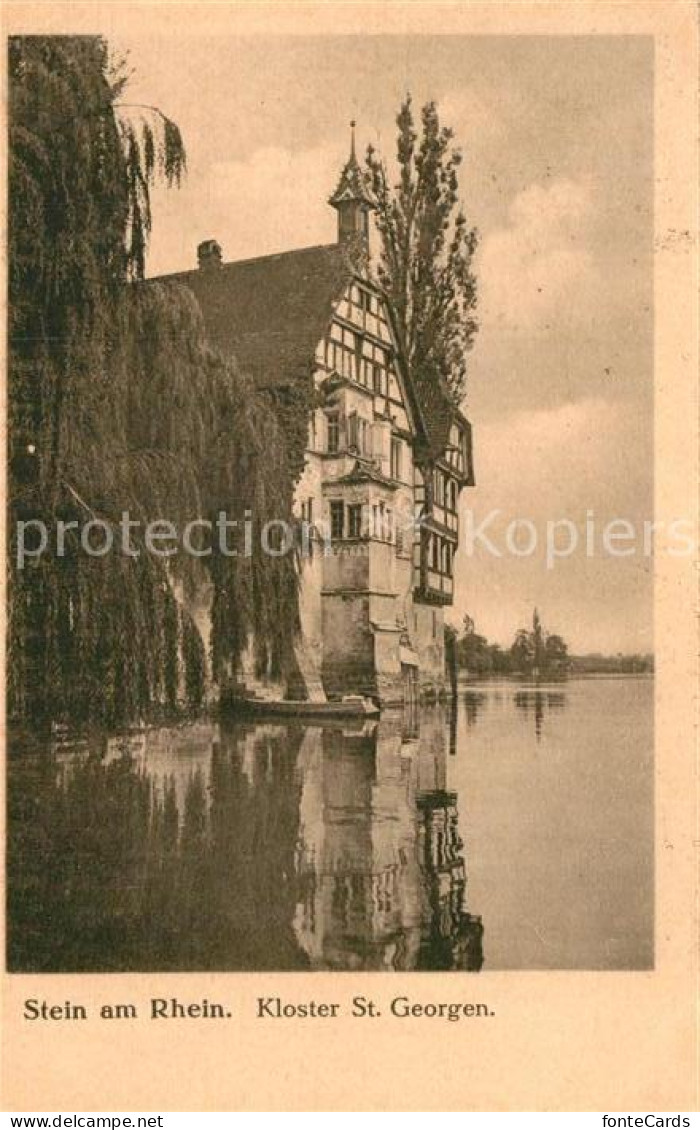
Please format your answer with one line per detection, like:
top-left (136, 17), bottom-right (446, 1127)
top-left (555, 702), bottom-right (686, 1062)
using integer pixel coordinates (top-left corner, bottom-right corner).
top-left (7, 31), bottom-right (654, 973)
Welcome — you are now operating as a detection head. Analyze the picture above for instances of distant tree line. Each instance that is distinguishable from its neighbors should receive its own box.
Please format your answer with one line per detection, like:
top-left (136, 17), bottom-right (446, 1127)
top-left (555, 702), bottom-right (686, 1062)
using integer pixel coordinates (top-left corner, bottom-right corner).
top-left (452, 609), bottom-right (568, 678)
top-left (568, 653), bottom-right (654, 675)
top-left (450, 610), bottom-right (653, 678)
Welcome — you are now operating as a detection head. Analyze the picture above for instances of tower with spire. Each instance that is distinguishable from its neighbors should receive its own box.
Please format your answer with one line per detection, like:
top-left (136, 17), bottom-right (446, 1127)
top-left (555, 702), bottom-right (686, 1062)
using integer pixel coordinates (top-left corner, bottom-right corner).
top-left (328, 121), bottom-right (375, 252)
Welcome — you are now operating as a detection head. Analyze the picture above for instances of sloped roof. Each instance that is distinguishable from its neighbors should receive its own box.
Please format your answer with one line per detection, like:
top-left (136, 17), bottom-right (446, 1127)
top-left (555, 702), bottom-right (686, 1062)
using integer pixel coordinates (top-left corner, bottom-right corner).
top-left (412, 371), bottom-right (456, 457)
top-left (151, 241), bottom-right (466, 466)
top-left (378, 300), bottom-right (457, 460)
top-left (150, 243), bottom-right (351, 388)
top-left (328, 151), bottom-right (375, 209)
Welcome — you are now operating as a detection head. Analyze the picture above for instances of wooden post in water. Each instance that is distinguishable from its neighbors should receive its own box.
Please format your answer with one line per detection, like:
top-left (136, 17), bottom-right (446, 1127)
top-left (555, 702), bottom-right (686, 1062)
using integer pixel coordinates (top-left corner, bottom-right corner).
top-left (445, 626), bottom-right (459, 755)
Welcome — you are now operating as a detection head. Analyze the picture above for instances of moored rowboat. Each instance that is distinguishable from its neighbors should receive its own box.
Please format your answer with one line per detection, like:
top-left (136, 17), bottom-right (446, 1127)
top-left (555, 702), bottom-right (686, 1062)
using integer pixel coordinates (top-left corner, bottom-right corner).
top-left (229, 695), bottom-right (380, 718)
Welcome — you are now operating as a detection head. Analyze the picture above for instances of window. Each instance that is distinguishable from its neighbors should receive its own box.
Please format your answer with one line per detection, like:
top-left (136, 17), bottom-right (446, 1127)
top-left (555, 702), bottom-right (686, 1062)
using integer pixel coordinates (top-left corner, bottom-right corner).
top-left (358, 288), bottom-right (370, 327)
top-left (327, 413), bottom-right (339, 453)
top-left (330, 501), bottom-right (344, 540)
top-left (348, 504), bottom-right (362, 539)
top-left (372, 364), bottom-right (383, 395)
top-left (358, 418), bottom-right (370, 455)
top-left (431, 535), bottom-right (439, 571)
top-left (347, 412), bottom-right (358, 450)
top-left (301, 497), bottom-right (313, 526)
top-left (448, 479), bottom-right (457, 512)
top-left (390, 437), bottom-right (402, 480)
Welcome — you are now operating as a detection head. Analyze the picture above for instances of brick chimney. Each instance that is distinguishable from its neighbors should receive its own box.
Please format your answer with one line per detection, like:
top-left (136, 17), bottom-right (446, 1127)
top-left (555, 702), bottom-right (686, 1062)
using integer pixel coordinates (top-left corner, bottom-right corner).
top-left (197, 239), bottom-right (223, 270)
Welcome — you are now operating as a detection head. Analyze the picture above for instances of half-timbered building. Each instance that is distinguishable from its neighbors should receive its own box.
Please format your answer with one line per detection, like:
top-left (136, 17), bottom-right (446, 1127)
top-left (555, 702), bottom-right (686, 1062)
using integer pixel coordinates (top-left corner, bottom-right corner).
top-left (155, 133), bottom-right (474, 705)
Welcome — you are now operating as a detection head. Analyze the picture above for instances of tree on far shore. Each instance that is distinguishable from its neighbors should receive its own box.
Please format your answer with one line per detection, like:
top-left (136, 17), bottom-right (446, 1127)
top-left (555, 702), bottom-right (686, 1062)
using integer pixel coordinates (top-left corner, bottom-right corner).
top-left (454, 609), bottom-right (570, 679)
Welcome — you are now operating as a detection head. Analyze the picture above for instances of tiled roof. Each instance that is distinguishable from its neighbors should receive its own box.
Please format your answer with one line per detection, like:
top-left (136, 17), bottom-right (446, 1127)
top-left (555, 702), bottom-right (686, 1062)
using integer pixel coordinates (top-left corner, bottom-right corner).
top-left (328, 152), bottom-right (375, 209)
top-left (150, 243), bottom-right (351, 388)
top-left (151, 242), bottom-right (463, 464)
top-left (412, 370), bottom-right (456, 457)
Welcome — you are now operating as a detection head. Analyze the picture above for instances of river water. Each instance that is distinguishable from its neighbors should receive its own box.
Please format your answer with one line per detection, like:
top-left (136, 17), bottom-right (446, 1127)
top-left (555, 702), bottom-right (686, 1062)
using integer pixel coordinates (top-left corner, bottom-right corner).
top-left (7, 676), bottom-right (653, 972)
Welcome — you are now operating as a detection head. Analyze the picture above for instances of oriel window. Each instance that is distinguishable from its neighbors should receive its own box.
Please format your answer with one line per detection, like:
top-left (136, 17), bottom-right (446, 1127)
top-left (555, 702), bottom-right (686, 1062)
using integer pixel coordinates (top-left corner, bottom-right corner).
top-left (330, 501), bottom-right (344, 540)
top-left (347, 412), bottom-right (358, 451)
top-left (431, 534), bottom-right (439, 571)
top-left (327, 413), bottom-right (340, 453)
top-left (443, 541), bottom-right (452, 575)
top-left (348, 504), bottom-right (362, 539)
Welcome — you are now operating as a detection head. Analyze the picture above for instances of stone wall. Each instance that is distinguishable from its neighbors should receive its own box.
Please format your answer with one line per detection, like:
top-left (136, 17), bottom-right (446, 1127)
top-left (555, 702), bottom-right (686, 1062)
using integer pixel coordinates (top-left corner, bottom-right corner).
top-left (321, 592), bottom-right (376, 698)
top-left (412, 602), bottom-right (447, 700)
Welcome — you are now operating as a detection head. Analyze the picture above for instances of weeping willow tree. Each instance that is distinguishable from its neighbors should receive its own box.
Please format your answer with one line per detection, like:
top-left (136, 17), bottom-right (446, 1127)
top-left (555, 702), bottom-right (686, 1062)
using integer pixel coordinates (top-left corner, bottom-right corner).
top-left (123, 283), bottom-right (303, 688)
top-left (9, 36), bottom-right (303, 728)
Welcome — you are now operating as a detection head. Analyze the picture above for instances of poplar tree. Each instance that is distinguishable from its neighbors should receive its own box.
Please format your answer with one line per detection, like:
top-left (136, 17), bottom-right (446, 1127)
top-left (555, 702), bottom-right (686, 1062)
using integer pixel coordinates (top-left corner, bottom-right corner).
top-left (366, 96), bottom-right (479, 406)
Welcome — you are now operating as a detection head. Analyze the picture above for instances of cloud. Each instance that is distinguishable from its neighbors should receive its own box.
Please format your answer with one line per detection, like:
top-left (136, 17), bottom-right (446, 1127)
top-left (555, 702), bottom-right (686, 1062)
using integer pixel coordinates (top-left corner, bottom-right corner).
top-left (471, 397), bottom-right (651, 517)
top-left (438, 86), bottom-right (514, 149)
top-left (465, 174), bottom-right (651, 423)
top-left (451, 397), bottom-right (653, 653)
top-left (146, 142), bottom-right (340, 275)
top-left (478, 177), bottom-right (599, 333)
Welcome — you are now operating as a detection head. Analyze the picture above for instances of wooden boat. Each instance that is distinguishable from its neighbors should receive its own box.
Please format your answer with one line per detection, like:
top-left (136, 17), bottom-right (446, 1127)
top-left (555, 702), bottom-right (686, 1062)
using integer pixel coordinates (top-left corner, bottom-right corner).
top-left (230, 695), bottom-right (380, 718)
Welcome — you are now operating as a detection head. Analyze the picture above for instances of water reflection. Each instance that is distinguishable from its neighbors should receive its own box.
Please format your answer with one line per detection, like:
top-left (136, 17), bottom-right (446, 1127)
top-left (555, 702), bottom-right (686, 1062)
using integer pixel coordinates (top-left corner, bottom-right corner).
top-left (514, 689), bottom-right (567, 740)
top-left (293, 711), bottom-right (482, 970)
top-left (463, 690), bottom-right (487, 728)
top-left (7, 708), bottom-right (482, 973)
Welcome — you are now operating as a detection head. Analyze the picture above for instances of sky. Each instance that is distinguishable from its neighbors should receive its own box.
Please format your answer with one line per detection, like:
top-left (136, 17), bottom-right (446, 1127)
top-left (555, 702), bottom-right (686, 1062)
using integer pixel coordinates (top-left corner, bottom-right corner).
top-left (118, 33), bottom-right (654, 654)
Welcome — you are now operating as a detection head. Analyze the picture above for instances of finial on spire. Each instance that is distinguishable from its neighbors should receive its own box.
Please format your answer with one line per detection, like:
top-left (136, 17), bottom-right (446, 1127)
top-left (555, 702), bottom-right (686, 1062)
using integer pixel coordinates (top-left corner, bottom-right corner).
top-left (329, 121), bottom-right (375, 258)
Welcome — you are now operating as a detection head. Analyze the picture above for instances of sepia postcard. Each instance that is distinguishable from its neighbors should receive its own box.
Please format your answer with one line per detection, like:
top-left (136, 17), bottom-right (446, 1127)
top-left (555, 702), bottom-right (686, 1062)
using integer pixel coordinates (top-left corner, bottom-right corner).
top-left (1, 0), bottom-right (698, 1114)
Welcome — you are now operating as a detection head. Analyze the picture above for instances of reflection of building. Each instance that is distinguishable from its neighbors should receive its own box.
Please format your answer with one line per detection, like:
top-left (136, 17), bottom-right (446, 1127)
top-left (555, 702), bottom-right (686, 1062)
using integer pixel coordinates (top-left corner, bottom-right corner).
top-left (293, 719), bottom-right (422, 970)
top-left (293, 707), bottom-right (482, 970)
top-left (417, 791), bottom-right (483, 970)
top-left (23, 711), bottom-right (481, 972)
